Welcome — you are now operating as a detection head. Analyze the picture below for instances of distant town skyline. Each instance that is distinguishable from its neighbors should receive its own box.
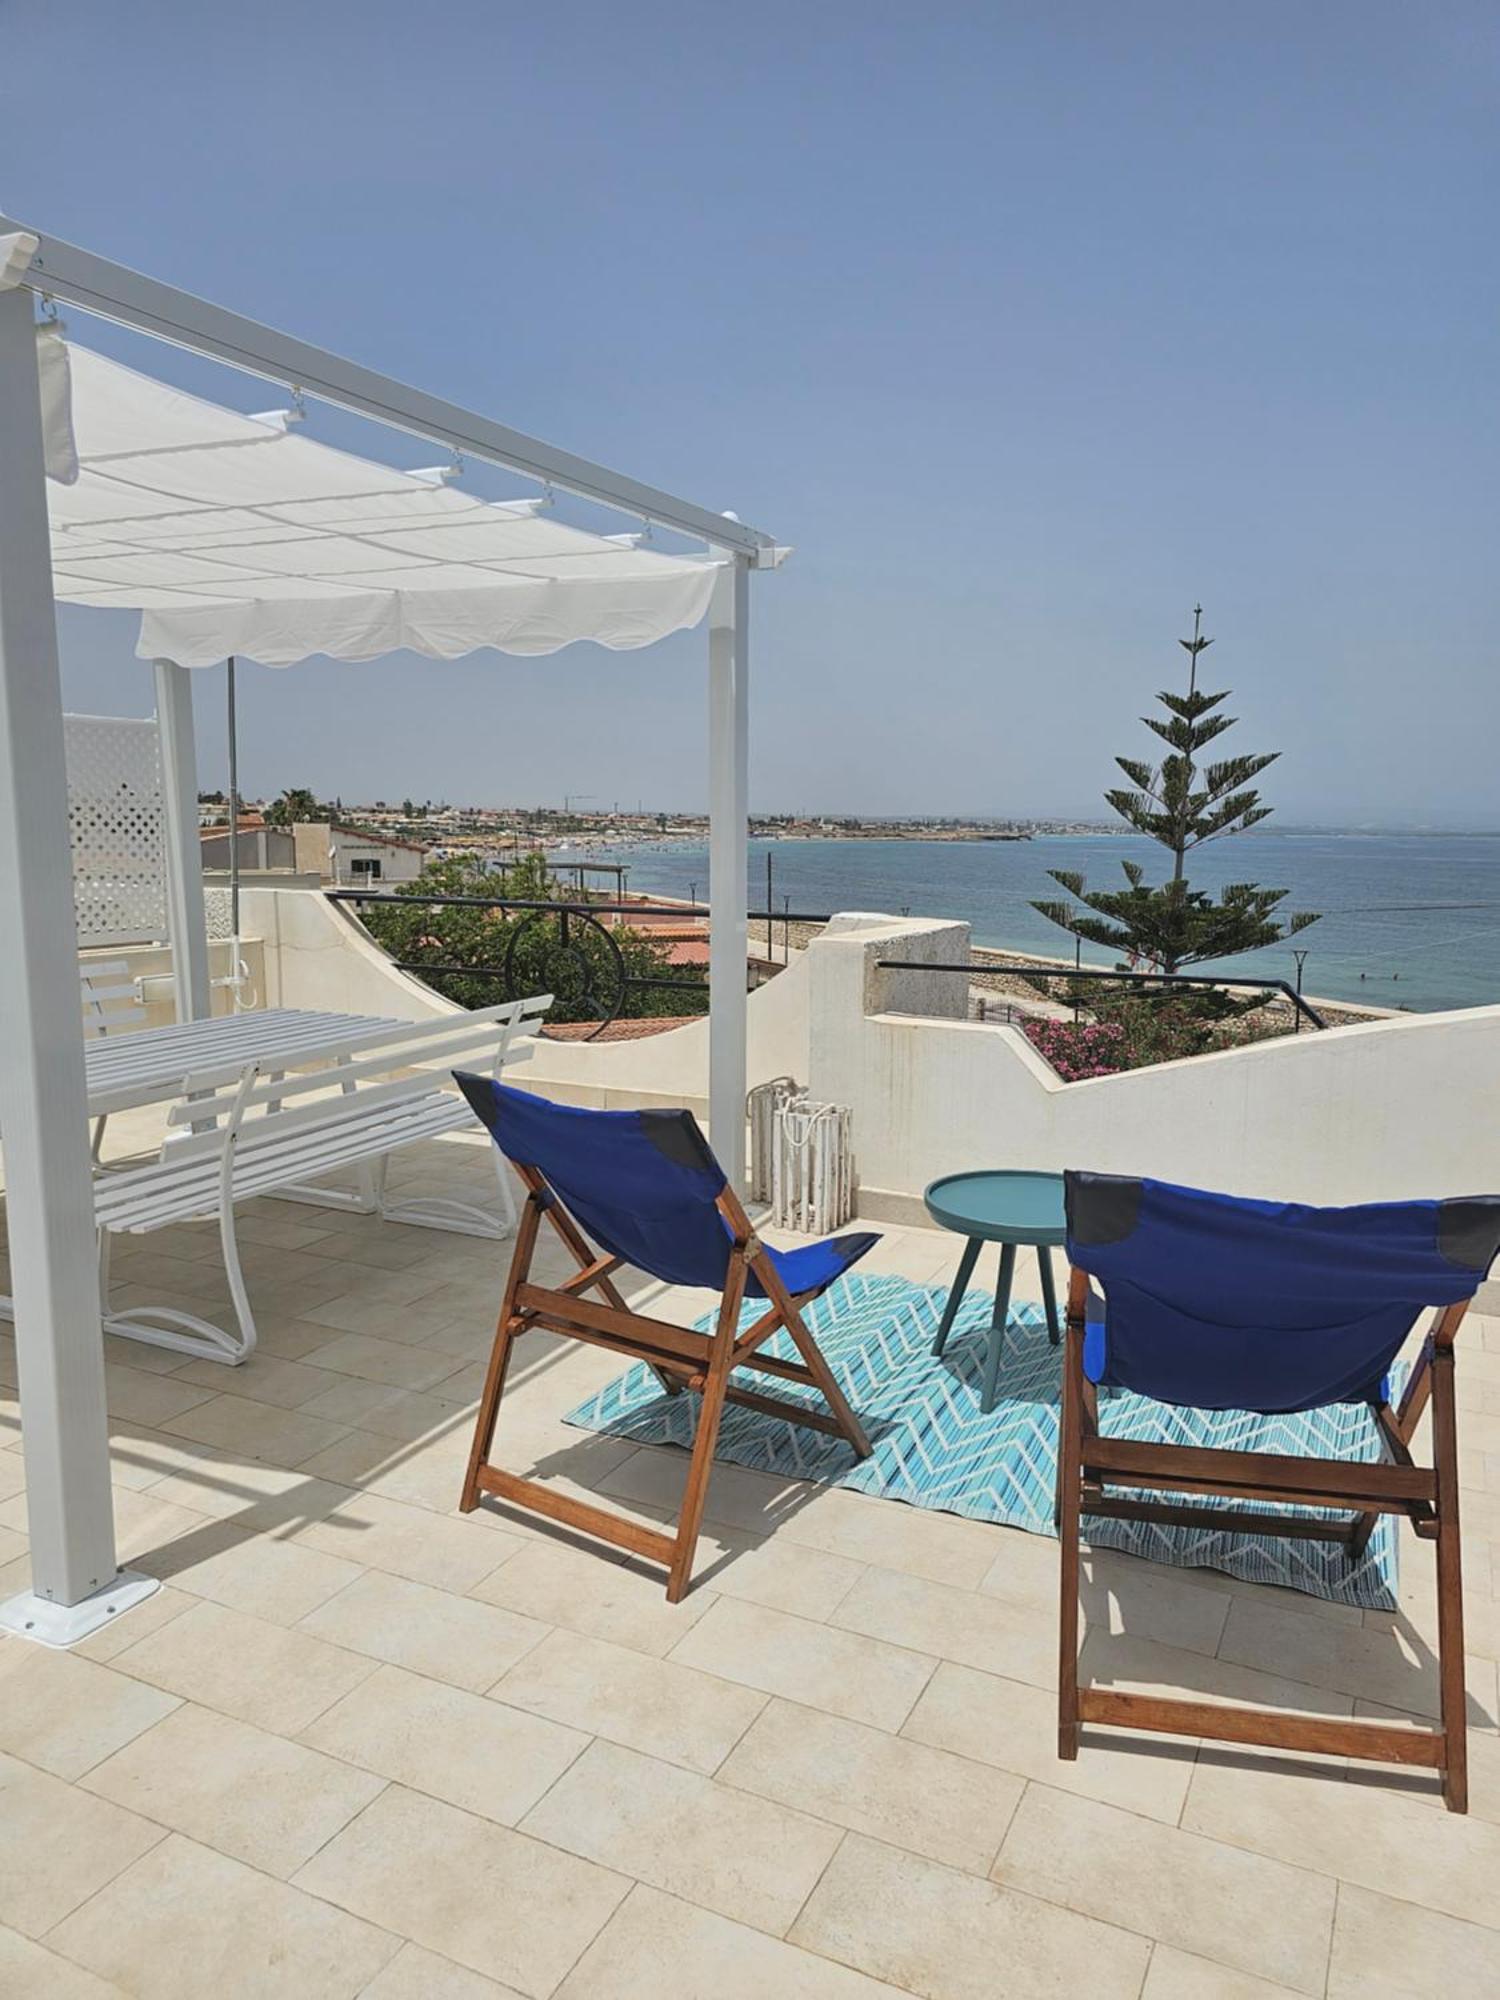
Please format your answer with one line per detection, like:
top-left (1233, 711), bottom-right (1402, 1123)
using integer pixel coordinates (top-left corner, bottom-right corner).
top-left (19, 4), bottom-right (1497, 828)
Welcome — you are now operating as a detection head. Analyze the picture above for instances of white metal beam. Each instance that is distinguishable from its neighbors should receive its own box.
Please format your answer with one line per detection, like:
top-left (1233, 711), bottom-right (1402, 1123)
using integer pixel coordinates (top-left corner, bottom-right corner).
top-left (0, 216), bottom-right (780, 564)
top-left (707, 558), bottom-right (750, 1187)
top-left (0, 287), bottom-right (133, 1622)
top-left (153, 659), bottom-right (212, 1021)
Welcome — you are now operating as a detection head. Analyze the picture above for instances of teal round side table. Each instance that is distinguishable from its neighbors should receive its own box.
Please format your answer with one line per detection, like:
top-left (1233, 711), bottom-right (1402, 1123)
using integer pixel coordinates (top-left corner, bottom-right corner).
top-left (924, 1170), bottom-right (1067, 1414)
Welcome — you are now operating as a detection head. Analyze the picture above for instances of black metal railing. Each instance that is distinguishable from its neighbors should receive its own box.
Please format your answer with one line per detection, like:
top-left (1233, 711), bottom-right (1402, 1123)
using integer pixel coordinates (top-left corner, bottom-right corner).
top-left (875, 959), bottom-right (1329, 1031)
top-left (327, 890), bottom-right (831, 1040)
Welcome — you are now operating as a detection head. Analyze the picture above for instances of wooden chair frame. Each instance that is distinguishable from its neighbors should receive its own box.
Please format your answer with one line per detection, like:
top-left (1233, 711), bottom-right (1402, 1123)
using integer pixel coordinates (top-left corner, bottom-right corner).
top-left (461, 1169), bottom-right (872, 1601)
top-left (1058, 1265), bottom-right (1471, 1810)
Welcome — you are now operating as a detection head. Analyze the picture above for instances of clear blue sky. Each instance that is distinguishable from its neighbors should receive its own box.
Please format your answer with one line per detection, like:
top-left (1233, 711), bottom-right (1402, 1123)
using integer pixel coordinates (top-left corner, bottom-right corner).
top-left (7, 3), bottom-right (1496, 824)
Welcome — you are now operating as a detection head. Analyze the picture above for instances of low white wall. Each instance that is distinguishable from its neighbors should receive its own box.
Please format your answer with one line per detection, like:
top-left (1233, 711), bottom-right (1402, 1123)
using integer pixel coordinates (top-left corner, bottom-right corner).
top-left (241, 885), bottom-right (458, 1024)
top-left (806, 914), bottom-right (1500, 1209)
top-left (242, 884), bottom-right (811, 1120)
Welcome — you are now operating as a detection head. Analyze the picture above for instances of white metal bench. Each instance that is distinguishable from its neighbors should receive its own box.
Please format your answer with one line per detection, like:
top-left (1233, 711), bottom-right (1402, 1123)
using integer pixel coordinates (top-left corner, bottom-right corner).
top-left (80, 957), bottom-right (146, 1161)
top-left (94, 997), bottom-right (550, 1364)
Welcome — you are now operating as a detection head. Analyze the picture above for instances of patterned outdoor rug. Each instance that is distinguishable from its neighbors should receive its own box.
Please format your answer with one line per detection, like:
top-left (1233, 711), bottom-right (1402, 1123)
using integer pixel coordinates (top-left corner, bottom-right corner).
top-left (563, 1271), bottom-right (1400, 1610)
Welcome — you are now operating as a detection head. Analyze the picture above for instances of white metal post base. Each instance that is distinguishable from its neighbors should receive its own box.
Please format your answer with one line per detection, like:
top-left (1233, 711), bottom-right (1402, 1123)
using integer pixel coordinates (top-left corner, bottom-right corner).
top-left (0, 1569), bottom-right (159, 1648)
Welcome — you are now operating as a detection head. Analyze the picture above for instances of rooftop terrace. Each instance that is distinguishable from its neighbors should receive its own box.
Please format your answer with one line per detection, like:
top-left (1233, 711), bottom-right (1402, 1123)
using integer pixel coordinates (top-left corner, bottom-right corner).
top-left (0, 1109), bottom-right (1497, 1998)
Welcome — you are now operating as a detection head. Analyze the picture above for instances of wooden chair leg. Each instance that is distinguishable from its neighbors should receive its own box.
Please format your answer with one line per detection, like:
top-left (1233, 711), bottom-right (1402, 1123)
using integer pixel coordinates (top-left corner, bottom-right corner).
top-left (666, 1259), bottom-right (745, 1602)
top-left (460, 1190), bottom-right (542, 1512)
top-left (1057, 1279), bottom-right (1086, 1761)
top-left (1431, 1345), bottom-right (1468, 1811)
top-left (753, 1254), bottom-right (872, 1458)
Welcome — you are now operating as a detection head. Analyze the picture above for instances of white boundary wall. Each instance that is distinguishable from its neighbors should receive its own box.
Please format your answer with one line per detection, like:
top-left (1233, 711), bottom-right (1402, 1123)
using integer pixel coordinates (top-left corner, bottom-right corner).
top-left (240, 890), bottom-right (1500, 1213)
top-left (804, 915), bottom-right (1500, 1210)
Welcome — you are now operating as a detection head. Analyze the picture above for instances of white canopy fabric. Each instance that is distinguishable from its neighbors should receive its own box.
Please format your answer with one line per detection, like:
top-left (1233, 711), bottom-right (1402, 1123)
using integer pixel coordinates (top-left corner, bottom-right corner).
top-left (43, 336), bottom-right (722, 666)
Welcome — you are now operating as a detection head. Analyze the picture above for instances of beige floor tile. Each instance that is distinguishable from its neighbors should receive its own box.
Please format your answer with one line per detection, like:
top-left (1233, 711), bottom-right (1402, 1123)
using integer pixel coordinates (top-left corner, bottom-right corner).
top-left (493, 1628), bottom-right (766, 1775)
top-left (145, 1523), bottom-right (365, 1625)
top-left (672, 1596), bottom-right (936, 1731)
top-left (1074, 1548), bottom-right (1233, 1657)
top-left (1183, 1749), bottom-right (1500, 1931)
top-left (1142, 1945), bottom-right (1304, 1998)
top-left (1347, 1696), bottom-right (1500, 1819)
top-left (98, 1362), bottom-right (219, 1429)
top-left (159, 1391), bottom-right (353, 1468)
top-left (294, 1784), bottom-right (629, 1997)
top-left (298, 1431), bottom-right (490, 1513)
top-left (293, 1329), bottom-right (462, 1389)
top-left (153, 1472), bottom-right (361, 1546)
top-left (668, 1520), bottom-right (867, 1621)
top-left (300, 1569), bottom-right (549, 1689)
top-left (520, 1738), bottom-right (842, 1936)
top-left (470, 1540), bottom-right (716, 1659)
top-left (71, 1582), bottom-right (197, 1664)
top-left (0, 1750), bottom-right (164, 1938)
top-left (171, 1352), bottom-right (349, 1411)
top-left (1327, 1882), bottom-right (1500, 1997)
top-left (831, 1565), bottom-right (1057, 1691)
top-left (721, 1697), bottom-right (1023, 1873)
top-left (50, 1832), bottom-right (399, 1999)
top-left (1078, 1629), bottom-right (1359, 1717)
top-left (903, 1660), bottom-right (1195, 1822)
top-left (0, 1645), bottom-right (179, 1781)
top-left (358, 1941), bottom-right (524, 1998)
top-left (80, 1701), bottom-right (386, 1877)
top-left (557, 1883), bottom-right (912, 1998)
top-left (111, 1598), bottom-right (379, 1735)
top-left (0, 1926), bottom-right (128, 1998)
top-left (790, 1831), bottom-right (1150, 2000)
top-left (294, 1489), bottom-right (527, 1593)
top-left (994, 1783), bottom-right (1335, 1994)
top-left (1217, 1594), bottom-right (1491, 1723)
top-left (302, 1663), bottom-right (588, 1824)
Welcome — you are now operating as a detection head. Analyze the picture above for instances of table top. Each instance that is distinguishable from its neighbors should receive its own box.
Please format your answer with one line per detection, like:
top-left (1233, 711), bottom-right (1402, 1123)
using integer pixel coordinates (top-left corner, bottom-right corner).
top-left (84, 1007), bottom-right (411, 1115)
top-left (924, 1169), bottom-right (1067, 1246)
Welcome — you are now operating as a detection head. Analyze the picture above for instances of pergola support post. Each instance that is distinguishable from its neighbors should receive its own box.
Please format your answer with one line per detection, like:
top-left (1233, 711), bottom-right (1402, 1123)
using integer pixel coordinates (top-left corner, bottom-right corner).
top-left (707, 557), bottom-right (750, 1189)
top-left (153, 657), bottom-right (211, 1021)
top-left (0, 284), bottom-right (154, 1643)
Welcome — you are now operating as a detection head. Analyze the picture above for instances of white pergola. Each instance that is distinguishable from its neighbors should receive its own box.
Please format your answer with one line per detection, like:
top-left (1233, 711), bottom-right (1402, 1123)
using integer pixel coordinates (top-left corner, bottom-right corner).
top-left (0, 215), bottom-right (781, 1641)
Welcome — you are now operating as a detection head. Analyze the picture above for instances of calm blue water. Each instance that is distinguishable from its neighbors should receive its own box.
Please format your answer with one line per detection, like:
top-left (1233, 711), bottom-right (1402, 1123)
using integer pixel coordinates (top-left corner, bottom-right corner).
top-left (581, 833), bottom-right (1500, 1013)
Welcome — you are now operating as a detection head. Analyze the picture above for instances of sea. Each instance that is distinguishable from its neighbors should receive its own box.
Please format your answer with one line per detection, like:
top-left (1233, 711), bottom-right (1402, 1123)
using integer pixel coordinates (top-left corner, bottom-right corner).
top-left (567, 831), bottom-right (1500, 1015)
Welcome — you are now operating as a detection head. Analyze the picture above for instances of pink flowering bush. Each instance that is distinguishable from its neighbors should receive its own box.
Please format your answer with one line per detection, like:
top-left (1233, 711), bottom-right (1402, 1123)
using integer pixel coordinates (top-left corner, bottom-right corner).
top-left (1021, 1018), bottom-right (1129, 1082)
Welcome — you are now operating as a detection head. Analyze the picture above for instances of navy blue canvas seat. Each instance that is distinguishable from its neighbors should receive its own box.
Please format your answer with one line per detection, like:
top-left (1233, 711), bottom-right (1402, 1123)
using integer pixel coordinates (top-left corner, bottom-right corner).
top-left (454, 1078), bottom-right (875, 1601)
top-left (1056, 1170), bottom-right (1500, 1814)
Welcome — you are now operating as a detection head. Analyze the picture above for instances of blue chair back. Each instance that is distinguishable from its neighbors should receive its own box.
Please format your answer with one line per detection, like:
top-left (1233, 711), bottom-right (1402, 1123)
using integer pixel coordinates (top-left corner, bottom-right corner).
top-left (1065, 1172), bottom-right (1500, 1415)
top-left (457, 1075), bottom-right (742, 1291)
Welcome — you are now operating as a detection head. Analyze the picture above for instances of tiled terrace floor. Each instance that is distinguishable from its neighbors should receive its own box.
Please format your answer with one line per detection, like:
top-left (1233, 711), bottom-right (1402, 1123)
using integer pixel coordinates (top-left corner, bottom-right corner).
top-left (1, 1124), bottom-right (1499, 1996)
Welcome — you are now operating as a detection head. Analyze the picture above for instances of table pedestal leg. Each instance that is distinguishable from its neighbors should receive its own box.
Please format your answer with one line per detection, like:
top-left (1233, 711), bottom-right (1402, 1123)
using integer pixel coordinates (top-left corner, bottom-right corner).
top-left (1039, 1246), bottom-right (1061, 1346)
top-left (981, 1242), bottom-right (1017, 1415)
top-left (932, 1236), bottom-right (981, 1357)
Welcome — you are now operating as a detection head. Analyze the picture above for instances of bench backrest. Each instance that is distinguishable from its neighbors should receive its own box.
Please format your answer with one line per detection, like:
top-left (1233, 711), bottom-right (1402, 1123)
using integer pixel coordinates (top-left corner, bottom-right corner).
top-left (161, 998), bottom-right (551, 1169)
top-left (81, 958), bottom-right (145, 1037)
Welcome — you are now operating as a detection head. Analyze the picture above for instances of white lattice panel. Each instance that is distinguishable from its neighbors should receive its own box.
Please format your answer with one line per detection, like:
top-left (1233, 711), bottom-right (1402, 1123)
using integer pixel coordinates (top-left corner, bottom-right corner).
top-left (204, 887), bottom-right (234, 942)
top-left (64, 713), bottom-right (169, 947)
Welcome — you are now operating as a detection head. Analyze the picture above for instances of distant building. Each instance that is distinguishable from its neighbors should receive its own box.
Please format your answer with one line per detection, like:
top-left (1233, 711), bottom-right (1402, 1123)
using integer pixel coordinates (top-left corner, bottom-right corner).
top-left (293, 822), bottom-right (427, 886)
top-left (199, 820), bottom-right (427, 886)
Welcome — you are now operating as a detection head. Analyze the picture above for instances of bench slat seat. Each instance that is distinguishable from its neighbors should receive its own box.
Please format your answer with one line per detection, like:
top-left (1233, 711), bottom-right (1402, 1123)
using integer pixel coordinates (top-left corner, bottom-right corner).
top-left (95, 997), bottom-right (549, 1365)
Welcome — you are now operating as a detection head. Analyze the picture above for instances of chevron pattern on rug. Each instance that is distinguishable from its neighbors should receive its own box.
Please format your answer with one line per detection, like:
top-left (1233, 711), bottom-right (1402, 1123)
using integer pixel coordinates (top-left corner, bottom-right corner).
top-left (564, 1271), bottom-right (1400, 1610)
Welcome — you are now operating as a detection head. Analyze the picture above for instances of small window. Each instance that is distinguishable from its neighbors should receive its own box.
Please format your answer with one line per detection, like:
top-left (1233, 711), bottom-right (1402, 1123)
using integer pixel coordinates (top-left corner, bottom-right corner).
top-left (349, 857), bottom-right (383, 880)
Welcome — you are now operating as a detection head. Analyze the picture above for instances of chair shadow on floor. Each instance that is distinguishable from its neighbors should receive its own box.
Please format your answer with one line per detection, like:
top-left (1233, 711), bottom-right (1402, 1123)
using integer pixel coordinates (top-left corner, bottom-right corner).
top-left (1077, 1552), bottom-right (1496, 1801)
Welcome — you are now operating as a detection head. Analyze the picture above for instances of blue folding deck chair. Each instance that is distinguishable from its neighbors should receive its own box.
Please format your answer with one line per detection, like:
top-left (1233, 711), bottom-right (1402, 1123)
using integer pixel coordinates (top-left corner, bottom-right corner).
top-left (1058, 1172), bottom-right (1500, 1813)
top-left (453, 1078), bottom-right (877, 1601)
